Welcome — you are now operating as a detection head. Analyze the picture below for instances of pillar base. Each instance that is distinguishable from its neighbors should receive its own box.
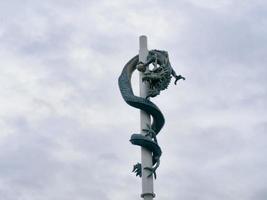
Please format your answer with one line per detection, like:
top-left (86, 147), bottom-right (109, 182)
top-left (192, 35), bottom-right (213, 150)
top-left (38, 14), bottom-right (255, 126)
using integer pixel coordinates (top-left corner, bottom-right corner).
top-left (141, 192), bottom-right (156, 198)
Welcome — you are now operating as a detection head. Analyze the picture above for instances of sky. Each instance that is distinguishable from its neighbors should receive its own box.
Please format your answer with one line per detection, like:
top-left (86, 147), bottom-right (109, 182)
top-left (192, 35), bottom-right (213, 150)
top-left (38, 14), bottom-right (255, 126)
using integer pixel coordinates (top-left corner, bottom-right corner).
top-left (0, 0), bottom-right (267, 199)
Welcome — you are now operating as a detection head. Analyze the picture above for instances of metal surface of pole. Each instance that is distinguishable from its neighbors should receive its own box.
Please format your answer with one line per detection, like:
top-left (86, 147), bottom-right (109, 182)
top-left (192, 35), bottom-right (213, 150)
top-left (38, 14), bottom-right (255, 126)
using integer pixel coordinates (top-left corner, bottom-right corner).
top-left (139, 35), bottom-right (155, 200)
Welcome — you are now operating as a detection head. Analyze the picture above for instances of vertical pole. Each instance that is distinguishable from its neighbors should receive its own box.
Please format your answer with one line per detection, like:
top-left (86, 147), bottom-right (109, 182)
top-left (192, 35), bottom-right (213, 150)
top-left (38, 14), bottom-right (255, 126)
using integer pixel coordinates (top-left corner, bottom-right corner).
top-left (139, 35), bottom-right (155, 199)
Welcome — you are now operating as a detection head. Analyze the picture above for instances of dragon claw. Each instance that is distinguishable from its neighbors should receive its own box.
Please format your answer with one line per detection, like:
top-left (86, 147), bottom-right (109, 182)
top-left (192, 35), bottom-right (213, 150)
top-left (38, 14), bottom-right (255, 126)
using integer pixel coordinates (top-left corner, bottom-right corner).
top-left (143, 131), bottom-right (151, 137)
top-left (132, 163), bottom-right (142, 177)
top-left (174, 75), bottom-right (185, 85)
top-left (144, 167), bottom-right (157, 179)
top-left (142, 124), bottom-right (157, 143)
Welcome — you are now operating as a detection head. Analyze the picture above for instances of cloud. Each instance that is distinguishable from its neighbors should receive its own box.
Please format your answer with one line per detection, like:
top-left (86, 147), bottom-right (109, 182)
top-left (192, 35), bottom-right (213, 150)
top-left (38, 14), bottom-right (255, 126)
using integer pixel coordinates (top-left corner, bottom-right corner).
top-left (0, 0), bottom-right (267, 199)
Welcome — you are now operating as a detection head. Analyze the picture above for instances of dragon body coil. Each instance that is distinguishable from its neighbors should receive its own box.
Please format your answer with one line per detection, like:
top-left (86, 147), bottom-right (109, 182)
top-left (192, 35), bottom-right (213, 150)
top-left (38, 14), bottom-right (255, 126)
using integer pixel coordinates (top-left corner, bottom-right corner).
top-left (118, 50), bottom-right (184, 178)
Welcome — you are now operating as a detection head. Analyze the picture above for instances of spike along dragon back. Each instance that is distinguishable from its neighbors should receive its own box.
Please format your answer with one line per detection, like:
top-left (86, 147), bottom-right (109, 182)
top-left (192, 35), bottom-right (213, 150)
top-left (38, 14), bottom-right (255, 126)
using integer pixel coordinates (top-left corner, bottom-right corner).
top-left (118, 49), bottom-right (185, 179)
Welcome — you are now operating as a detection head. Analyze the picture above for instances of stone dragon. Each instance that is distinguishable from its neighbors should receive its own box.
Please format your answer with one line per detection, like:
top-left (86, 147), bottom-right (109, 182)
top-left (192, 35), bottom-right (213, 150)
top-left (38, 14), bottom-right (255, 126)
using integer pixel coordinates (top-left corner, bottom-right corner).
top-left (118, 50), bottom-right (185, 179)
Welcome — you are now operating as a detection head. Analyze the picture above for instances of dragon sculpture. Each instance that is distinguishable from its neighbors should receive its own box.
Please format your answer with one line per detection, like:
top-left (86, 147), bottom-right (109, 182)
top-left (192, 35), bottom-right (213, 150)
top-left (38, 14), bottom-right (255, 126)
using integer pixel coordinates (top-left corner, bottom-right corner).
top-left (118, 49), bottom-right (185, 179)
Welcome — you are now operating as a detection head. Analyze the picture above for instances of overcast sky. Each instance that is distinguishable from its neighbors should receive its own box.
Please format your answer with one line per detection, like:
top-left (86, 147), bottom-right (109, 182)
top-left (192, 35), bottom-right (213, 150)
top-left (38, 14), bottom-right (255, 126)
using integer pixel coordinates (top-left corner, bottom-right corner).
top-left (0, 0), bottom-right (267, 200)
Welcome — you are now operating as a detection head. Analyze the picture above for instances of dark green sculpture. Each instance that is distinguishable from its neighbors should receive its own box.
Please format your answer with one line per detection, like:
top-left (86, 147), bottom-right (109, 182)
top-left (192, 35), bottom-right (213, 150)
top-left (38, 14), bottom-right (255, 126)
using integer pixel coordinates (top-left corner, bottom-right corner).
top-left (137, 50), bottom-right (185, 98)
top-left (118, 50), bottom-right (185, 179)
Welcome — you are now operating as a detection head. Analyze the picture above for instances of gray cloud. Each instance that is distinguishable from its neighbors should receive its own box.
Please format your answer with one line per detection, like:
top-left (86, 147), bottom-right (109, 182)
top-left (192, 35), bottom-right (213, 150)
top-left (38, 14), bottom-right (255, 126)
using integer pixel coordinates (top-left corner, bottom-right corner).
top-left (0, 0), bottom-right (267, 199)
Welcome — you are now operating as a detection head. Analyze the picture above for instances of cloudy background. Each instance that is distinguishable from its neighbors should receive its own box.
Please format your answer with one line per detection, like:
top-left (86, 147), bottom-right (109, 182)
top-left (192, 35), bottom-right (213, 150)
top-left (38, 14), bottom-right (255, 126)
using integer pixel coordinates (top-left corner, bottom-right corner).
top-left (0, 0), bottom-right (267, 199)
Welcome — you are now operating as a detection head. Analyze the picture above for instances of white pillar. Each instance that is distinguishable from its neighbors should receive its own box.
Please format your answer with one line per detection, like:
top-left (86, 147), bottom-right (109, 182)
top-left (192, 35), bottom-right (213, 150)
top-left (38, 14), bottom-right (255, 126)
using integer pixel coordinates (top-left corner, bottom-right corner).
top-left (139, 35), bottom-right (155, 199)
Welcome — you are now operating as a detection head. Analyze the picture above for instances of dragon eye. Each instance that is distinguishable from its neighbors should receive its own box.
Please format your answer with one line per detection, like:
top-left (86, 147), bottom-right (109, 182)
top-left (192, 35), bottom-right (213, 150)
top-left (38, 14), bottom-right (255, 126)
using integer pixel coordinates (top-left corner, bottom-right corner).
top-left (155, 67), bottom-right (162, 72)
